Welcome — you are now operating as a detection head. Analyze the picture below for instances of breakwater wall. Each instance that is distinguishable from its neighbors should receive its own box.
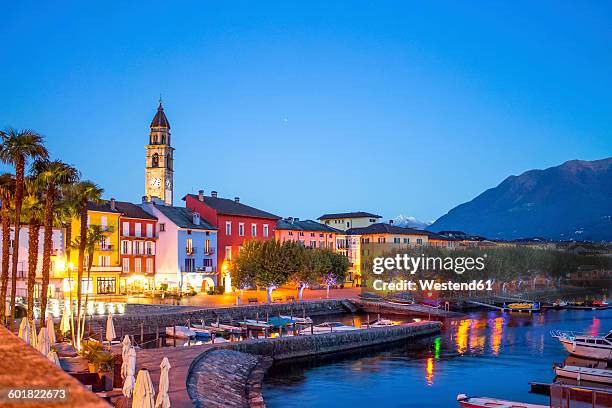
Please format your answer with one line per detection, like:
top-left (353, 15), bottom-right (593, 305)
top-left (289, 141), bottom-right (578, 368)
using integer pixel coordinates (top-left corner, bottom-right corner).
top-left (225, 320), bottom-right (442, 360)
top-left (352, 299), bottom-right (463, 318)
top-left (107, 300), bottom-right (351, 335)
top-left (186, 321), bottom-right (441, 407)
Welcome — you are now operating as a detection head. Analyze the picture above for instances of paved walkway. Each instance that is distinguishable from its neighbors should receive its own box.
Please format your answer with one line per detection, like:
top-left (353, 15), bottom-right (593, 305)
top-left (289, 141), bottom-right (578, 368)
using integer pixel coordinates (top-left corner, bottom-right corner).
top-left (113, 343), bottom-right (217, 408)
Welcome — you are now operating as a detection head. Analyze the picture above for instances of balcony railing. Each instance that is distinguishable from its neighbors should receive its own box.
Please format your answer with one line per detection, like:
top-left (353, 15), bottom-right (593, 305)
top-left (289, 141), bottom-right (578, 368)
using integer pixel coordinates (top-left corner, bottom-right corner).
top-left (99, 244), bottom-right (114, 251)
top-left (180, 266), bottom-right (216, 274)
top-left (186, 247), bottom-right (197, 256)
top-left (204, 248), bottom-right (215, 256)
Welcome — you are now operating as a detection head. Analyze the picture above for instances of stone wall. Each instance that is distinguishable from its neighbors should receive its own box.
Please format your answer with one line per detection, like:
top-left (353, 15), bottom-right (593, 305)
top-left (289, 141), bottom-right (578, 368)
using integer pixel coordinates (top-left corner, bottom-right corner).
top-left (226, 321), bottom-right (442, 360)
top-left (186, 349), bottom-right (272, 408)
top-left (0, 326), bottom-right (110, 408)
top-left (107, 300), bottom-right (351, 335)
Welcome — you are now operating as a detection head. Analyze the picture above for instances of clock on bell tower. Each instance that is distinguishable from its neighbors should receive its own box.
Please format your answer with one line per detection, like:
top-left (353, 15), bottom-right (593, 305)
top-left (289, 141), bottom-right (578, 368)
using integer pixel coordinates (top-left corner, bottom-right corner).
top-left (145, 99), bottom-right (174, 205)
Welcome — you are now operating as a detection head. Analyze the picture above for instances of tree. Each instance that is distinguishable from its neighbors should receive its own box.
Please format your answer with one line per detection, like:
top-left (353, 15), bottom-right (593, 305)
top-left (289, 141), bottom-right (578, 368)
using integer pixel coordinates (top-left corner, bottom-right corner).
top-left (257, 240), bottom-right (293, 303)
top-left (70, 181), bottom-right (103, 349)
top-left (229, 239), bottom-right (260, 297)
top-left (71, 224), bottom-right (108, 339)
top-left (31, 159), bottom-right (79, 319)
top-left (21, 180), bottom-right (45, 324)
top-left (320, 250), bottom-right (349, 298)
top-left (291, 246), bottom-right (323, 301)
top-left (0, 174), bottom-right (15, 324)
top-left (0, 129), bottom-right (48, 330)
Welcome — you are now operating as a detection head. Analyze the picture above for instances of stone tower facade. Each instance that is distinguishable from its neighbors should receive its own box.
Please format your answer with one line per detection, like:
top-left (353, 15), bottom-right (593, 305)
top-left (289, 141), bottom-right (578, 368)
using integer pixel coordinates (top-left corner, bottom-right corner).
top-left (145, 100), bottom-right (174, 205)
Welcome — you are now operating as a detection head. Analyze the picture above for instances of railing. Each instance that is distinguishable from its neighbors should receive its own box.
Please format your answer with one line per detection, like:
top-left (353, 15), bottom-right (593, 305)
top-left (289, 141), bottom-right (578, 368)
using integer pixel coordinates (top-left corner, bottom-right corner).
top-left (180, 266), bottom-right (216, 273)
top-left (204, 248), bottom-right (215, 255)
top-left (186, 247), bottom-right (196, 255)
top-left (99, 244), bottom-right (114, 251)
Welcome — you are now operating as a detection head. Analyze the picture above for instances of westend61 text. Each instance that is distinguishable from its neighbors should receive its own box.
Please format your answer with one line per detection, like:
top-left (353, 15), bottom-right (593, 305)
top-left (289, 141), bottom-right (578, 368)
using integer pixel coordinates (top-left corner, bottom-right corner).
top-left (372, 279), bottom-right (493, 291)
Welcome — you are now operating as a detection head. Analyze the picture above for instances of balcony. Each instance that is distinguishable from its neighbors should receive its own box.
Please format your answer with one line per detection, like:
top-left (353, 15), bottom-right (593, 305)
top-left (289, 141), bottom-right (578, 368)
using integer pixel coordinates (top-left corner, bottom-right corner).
top-left (99, 244), bottom-right (114, 252)
top-left (204, 248), bottom-right (215, 256)
top-left (185, 247), bottom-right (197, 256)
top-left (181, 266), bottom-right (216, 274)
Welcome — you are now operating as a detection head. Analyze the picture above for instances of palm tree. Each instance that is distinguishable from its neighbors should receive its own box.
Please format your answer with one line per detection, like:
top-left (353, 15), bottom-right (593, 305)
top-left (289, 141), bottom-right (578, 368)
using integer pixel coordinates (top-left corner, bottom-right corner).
top-left (70, 181), bottom-right (103, 349)
top-left (0, 174), bottom-right (15, 324)
top-left (21, 181), bottom-right (45, 325)
top-left (71, 225), bottom-right (107, 340)
top-left (0, 129), bottom-right (48, 330)
top-left (31, 160), bottom-right (79, 319)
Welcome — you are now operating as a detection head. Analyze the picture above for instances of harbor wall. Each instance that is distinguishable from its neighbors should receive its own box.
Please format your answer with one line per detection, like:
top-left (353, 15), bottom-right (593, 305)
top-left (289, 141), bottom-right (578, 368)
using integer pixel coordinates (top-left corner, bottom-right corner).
top-left (225, 320), bottom-right (442, 360)
top-left (186, 321), bottom-right (441, 407)
top-left (107, 300), bottom-right (351, 335)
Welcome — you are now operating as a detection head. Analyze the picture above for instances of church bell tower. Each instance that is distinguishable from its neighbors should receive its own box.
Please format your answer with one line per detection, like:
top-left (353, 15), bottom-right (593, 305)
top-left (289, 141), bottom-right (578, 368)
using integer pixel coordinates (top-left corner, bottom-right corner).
top-left (145, 99), bottom-right (174, 205)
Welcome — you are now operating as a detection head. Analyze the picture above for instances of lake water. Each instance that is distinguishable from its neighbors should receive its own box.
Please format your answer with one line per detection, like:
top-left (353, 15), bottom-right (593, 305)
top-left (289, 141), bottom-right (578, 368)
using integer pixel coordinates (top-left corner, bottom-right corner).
top-left (263, 309), bottom-right (611, 408)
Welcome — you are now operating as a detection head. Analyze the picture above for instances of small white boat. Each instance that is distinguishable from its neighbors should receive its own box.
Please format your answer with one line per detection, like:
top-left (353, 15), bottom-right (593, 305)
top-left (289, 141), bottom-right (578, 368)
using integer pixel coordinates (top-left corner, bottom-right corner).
top-left (456, 394), bottom-right (547, 408)
top-left (279, 315), bottom-right (313, 324)
top-left (300, 322), bottom-right (359, 335)
top-left (165, 326), bottom-right (196, 339)
top-left (552, 330), bottom-right (612, 361)
top-left (205, 337), bottom-right (230, 344)
top-left (554, 364), bottom-right (612, 385)
top-left (191, 327), bottom-right (211, 337)
top-left (362, 318), bottom-right (398, 328)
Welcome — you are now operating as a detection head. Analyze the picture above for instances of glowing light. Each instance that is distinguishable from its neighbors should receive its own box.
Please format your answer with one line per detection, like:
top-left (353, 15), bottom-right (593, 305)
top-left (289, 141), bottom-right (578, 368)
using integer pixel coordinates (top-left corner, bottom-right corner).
top-left (491, 317), bottom-right (504, 355)
top-left (54, 257), bottom-right (66, 273)
top-left (108, 303), bottom-right (115, 314)
top-left (434, 337), bottom-right (441, 360)
top-left (455, 319), bottom-right (470, 354)
top-left (117, 303), bottom-right (125, 314)
top-left (96, 302), bottom-right (105, 315)
top-left (425, 357), bottom-right (434, 385)
top-left (87, 302), bottom-right (94, 316)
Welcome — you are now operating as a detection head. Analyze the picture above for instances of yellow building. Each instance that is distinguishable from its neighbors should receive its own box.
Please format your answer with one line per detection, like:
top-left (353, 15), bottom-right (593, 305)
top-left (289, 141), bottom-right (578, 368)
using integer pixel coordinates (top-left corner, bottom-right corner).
top-left (318, 211), bottom-right (381, 231)
top-left (64, 200), bottom-right (122, 297)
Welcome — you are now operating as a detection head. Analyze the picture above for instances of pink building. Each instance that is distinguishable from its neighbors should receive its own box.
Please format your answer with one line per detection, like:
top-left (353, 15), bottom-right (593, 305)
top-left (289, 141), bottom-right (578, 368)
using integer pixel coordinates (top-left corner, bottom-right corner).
top-left (275, 218), bottom-right (341, 250)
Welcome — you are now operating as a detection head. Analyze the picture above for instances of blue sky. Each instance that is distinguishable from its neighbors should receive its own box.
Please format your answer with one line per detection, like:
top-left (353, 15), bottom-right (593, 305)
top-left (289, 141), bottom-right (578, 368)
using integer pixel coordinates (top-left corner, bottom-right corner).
top-left (2, 1), bottom-right (611, 222)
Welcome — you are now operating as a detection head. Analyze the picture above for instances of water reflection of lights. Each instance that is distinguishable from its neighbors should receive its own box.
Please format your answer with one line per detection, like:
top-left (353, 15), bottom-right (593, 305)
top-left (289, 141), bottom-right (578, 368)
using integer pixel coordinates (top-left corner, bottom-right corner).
top-left (456, 319), bottom-right (471, 354)
top-left (425, 357), bottom-right (434, 385)
top-left (434, 337), bottom-right (441, 360)
top-left (491, 317), bottom-right (504, 355)
top-left (588, 317), bottom-right (600, 336)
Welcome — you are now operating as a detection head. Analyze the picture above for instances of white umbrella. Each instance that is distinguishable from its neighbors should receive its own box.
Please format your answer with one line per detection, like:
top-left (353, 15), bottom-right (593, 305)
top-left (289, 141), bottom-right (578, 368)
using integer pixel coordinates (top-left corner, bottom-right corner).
top-left (30, 321), bottom-right (38, 349)
top-left (37, 327), bottom-right (51, 357)
top-left (122, 346), bottom-right (137, 398)
top-left (132, 368), bottom-right (155, 408)
top-left (106, 314), bottom-right (116, 344)
top-left (155, 357), bottom-right (171, 408)
top-left (46, 315), bottom-right (56, 344)
top-left (59, 302), bottom-right (71, 334)
top-left (47, 350), bottom-right (61, 367)
top-left (121, 335), bottom-right (132, 380)
top-left (18, 318), bottom-right (30, 344)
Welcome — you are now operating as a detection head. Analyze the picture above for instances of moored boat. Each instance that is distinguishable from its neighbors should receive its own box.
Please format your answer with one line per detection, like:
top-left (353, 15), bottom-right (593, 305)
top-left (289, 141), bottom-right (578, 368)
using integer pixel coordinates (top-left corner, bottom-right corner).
top-left (553, 364), bottom-right (612, 385)
top-left (300, 322), bottom-right (359, 335)
top-left (551, 330), bottom-right (612, 360)
top-left (279, 315), bottom-right (313, 324)
top-left (362, 318), bottom-right (399, 328)
top-left (456, 394), bottom-right (547, 408)
top-left (165, 325), bottom-right (196, 339)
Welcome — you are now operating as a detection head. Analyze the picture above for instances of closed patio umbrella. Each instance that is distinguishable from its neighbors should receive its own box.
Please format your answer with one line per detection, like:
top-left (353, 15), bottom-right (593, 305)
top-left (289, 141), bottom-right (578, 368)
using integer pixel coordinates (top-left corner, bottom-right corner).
top-left (121, 335), bottom-right (132, 380)
top-left (47, 350), bottom-right (61, 367)
top-left (106, 314), bottom-right (116, 344)
top-left (30, 321), bottom-right (38, 349)
top-left (122, 347), bottom-right (136, 398)
top-left (37, 327), bottom-right (51, 357)
top-left (155, 357), bottom-right (171, 408)
top-left (46, 315), bottom-right (56, 344)
top-left (132, 367), bottom-right (155, 408)
top-left (18, 318), bottom-right (30, 344)
top-left (59, 302), bottom-right (70, 334)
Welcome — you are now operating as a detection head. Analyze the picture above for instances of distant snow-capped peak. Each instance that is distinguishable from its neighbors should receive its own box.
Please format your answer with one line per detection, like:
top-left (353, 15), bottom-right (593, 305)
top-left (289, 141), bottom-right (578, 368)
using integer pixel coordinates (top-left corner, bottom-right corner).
top-left (392, 215), bottom-right (433, 229)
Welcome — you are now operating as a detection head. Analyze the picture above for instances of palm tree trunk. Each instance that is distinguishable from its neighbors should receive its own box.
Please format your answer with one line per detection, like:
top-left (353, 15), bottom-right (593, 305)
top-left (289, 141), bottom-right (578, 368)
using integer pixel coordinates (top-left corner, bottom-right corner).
top-left (26, 220), bottom-right (40, 324)
top-left (0, 200), bottom-right (10, 325)
top-left (10, 157), bottom-right (25, 331)
top-left (76, 200), bottom-right (87, 348)
top-left (81, 256), bottom-right (93, 340)
top-left (40, 185), bottom-right (55, 320)
top-left (65, 220), bottom-right (71, 262)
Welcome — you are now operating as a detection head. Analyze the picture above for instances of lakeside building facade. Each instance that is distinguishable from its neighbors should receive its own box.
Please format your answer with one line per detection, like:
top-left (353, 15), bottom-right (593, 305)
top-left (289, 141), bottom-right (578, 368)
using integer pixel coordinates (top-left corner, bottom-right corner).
top-left (141, 201), bottom-right (218, 292)
top-left (275, 218), bottom-right (341, 249)
top-left (114, 201), bottom-right (158, 294)
top-left (184, 190), bottom-right (280, 288)
top-left (66, 201), bottom-right (122, 297)
top-left (318, 211), bottom-right (381, 231)
top-left (0, 225), bottom-right (65, 300)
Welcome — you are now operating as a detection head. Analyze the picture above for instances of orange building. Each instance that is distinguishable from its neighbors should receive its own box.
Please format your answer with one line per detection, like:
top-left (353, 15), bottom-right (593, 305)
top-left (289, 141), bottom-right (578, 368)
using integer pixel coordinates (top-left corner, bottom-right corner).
top-left (275, 218), bottom-right (341, 250)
